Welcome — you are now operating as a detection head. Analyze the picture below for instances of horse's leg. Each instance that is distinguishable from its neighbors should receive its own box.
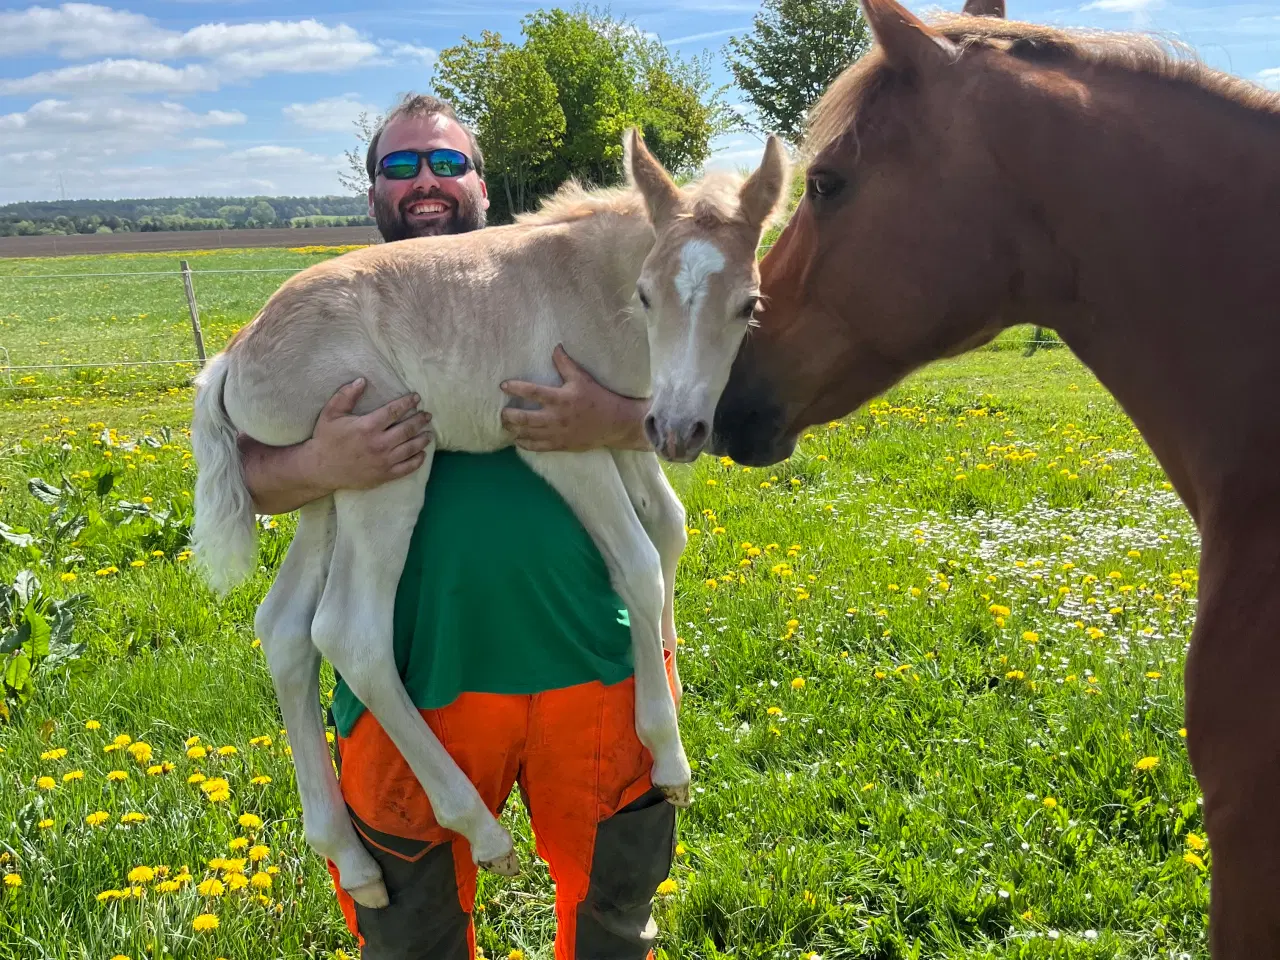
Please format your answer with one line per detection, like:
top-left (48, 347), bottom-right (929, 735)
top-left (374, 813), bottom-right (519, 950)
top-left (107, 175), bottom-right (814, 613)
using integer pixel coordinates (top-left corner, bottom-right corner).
top-left (255, 499), bottom-right (388, 908)
top-left (517, 449), bottom-right (691, 805)
top-left (1185, 528), bottom-right (1280, 956)
top-left (612, 450), bottom-right (687, 708)
top-left (309, 461), bottom-right (519, 876)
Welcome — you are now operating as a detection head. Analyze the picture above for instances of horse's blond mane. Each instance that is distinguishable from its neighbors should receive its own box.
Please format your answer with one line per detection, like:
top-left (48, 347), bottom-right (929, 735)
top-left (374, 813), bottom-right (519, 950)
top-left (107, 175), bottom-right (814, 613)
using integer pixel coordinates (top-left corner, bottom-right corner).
top-left (805, 13), bottom-right (1280, 161)
top-left (513, 170), bottom-right (749, 228)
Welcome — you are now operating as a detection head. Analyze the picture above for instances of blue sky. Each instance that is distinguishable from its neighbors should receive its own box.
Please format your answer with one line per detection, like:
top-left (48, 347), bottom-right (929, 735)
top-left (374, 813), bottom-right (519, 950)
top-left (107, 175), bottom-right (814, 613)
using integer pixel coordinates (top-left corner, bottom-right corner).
top-left (1, 0), bottom-right (1277, 202)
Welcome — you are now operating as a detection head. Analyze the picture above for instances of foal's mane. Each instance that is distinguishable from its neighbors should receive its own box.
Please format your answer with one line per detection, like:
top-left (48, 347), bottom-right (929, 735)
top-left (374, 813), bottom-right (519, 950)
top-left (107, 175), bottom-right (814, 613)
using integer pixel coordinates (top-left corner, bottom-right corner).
top-left (806, 13), bottom-right (1280, 160)
top-left (514, 171), bottom-right (749, 229)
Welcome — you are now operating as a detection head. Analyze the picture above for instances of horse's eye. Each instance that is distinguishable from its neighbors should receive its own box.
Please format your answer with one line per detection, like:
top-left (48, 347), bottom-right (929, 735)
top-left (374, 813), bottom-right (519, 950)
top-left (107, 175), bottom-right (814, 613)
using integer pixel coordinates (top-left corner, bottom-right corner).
top-left (807, 172), bottom-right (844, 199)
top-left (738, 296), bottom-right (759, 320)
top-left (637, 287), bottom-right (651, 310)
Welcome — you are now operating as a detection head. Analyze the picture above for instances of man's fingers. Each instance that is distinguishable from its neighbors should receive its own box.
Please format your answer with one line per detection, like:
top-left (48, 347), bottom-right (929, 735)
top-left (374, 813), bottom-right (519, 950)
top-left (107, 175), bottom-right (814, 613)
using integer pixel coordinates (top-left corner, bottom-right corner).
top-left (387, 452), bottom-right (427, 478)
top-left (367, 393), bottom-right (422, 429)
top-left (384, 412), bottom-right (432, 446)
top-left (320, 378), bottom-right (366, 419)
top-left (512, 437), bottom-right (560, 452)
top-left (388, 431), bottom-right (432, 463)
top-left (551, 344), bottom-right (589, 382)
top-left (500, 379), bottom-right (558, 405)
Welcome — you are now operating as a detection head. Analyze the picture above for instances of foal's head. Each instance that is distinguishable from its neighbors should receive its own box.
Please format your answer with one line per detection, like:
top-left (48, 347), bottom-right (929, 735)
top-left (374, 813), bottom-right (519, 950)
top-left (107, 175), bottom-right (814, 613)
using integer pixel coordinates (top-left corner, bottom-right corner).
top-left (624, 130), bottom-right (790, 462)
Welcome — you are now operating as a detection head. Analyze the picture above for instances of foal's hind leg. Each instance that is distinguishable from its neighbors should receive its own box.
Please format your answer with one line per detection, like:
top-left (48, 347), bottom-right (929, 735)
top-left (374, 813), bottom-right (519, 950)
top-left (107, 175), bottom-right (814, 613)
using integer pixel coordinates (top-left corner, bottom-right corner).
top-left (518, 449), bottom-right (690, 805)
top-left (255, 499), bottom-right (388, 908)
top-left (309, 464), bottom-right (519, 876)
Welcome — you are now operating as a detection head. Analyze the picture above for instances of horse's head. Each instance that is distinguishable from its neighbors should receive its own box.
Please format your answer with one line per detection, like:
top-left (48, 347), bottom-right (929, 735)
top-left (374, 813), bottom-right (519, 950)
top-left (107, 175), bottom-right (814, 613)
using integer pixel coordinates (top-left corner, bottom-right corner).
top-left (714, 0), bottom-right (1059, 465)
top-left (624, 129), bottom-right (790, 462)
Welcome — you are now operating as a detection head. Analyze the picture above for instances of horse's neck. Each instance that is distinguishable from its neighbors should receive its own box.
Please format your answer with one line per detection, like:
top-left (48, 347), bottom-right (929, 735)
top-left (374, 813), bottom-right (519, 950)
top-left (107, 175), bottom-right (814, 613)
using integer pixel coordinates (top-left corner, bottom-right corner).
top-left (998, 65), bottom-right (1280, 523)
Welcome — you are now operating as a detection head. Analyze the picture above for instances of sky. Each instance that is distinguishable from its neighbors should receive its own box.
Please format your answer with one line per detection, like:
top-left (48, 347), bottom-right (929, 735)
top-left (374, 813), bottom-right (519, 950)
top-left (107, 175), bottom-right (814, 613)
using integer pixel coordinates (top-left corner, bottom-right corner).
top-left (0, 0), bottom-right (1277, 203)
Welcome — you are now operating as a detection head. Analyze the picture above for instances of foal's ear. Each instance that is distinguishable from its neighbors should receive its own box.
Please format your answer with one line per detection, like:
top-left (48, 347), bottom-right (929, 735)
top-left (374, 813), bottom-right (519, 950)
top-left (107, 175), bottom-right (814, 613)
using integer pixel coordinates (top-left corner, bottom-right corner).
top-left (624, 128), bottom-right (681, 228)
top-left (962, 0), bottom-right (1006, 17)
top-left (738, 135), bottom-right (791, 229)
top-left (862, 0), bottom-right (959, 71)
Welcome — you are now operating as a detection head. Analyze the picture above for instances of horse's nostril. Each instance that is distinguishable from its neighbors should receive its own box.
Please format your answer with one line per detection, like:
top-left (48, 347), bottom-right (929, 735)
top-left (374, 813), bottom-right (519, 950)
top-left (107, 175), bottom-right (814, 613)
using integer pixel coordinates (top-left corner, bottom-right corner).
top-left (689, 420), bottom-right (709, 446)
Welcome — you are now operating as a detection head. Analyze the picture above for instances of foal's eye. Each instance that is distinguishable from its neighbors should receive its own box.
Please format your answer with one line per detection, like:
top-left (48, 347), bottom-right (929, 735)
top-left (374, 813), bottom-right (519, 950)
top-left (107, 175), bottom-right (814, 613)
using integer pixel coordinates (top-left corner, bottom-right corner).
top-left (807, 172), bottom-right (845, 200)
top-left (738, 296), bottom-right (760, 320)
top-left (637, 287), bottom-right (651, 310)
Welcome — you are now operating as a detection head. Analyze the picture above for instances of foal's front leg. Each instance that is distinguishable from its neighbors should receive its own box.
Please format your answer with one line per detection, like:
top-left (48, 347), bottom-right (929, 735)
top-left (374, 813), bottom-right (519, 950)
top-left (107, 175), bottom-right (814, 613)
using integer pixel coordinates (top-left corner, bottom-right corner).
top-left (309, 463), bottom-right (519, 876)
top-left (518, 448), bottom-right (691, 805)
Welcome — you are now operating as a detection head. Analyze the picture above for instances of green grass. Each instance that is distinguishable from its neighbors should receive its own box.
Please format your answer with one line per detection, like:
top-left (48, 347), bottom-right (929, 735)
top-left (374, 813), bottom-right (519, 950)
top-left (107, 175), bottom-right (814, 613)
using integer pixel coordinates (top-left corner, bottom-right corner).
top-left (0, 250), bottom-right (1205, 960)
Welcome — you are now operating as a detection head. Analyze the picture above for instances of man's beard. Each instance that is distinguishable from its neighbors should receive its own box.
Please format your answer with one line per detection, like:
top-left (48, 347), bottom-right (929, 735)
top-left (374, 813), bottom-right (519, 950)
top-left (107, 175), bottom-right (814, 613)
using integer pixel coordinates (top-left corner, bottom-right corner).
top-left (373, 186), bottom-right (487, 242)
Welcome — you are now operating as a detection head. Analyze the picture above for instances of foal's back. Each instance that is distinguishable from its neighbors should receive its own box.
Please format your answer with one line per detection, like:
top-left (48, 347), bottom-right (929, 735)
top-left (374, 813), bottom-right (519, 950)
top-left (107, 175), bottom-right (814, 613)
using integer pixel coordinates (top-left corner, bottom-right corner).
top-left (223, 221), bottom-right (646, 451)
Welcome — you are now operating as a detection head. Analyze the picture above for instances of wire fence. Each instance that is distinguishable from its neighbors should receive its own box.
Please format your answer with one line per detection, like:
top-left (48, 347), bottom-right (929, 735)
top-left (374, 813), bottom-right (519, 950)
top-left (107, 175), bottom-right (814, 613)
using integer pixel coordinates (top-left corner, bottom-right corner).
top-left (0, 245), bottom-right (1065, 397)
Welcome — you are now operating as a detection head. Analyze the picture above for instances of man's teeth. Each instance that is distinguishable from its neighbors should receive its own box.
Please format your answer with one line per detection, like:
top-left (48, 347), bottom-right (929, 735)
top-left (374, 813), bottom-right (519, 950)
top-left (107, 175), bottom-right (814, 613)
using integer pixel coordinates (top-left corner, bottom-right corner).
top-left (408, 201), bottom-right (448, 215)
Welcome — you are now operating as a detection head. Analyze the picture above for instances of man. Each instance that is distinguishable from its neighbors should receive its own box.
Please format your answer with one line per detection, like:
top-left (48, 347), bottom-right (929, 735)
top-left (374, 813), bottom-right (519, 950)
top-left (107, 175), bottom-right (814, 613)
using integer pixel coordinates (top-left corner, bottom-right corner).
top-left (240, 94), bottom-right (679, 960)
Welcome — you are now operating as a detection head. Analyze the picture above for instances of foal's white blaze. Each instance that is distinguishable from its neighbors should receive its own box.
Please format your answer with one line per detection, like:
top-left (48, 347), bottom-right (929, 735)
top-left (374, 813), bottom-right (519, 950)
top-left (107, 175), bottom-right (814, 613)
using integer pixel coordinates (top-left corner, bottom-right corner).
top-left (647, 237), bottom-right (748, 461)
top-left (674, 238), bottom-right (726, 316)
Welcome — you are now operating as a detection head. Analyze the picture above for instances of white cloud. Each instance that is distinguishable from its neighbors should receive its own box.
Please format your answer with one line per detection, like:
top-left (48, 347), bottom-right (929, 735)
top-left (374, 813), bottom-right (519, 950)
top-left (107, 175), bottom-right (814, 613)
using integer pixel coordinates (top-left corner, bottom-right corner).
top-left (1260, 67), bottom-right (1280, 89)
top-left (0, 3), bottom-right (166, 58)
top-left (0, 59), bottom-right (218, 96)
top-left (284, 95), bottom-right (379, 133)
top-left (382, 41), bottom-right (437, 68)
top-left (1080, 0), bottom-right (1160, 13)
top-left (177, 137), bottom-right (225, 150)
top-left (0, 97), bottom-right (244, 163)
top-left (665, 27), bottom-right (745, 45)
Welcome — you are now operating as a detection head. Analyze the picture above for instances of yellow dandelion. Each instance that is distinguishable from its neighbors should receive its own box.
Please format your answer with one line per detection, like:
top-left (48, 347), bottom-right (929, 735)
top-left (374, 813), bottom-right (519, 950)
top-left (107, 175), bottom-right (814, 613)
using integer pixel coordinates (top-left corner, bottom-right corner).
top-left (120, 812), bottom-right (147, 825)
top-left (508, 951), bottom-right (524, 960)
top-left (207, 788), bottom-right (230, 803)
top-left (188, 772), bottom-right (206, 784)
top-left (39, 747), bottom-right (68, 761)
top-left (250, 871), bottom-right (272, 890)
top-left (85, 720), bottom-right (101, 730)
top-left (229, 837), bottom-right (249, 851)
top-left (3, 874), bottom-right (21, 889)
top-left (1186, 832), bottom-right (1207, 851)
top-left (156, 880), bottom-right (181, 894)
top-left (127, 866), bottom-right (155, 884)
top-left (1136, 756), bottom-right (1160, 772)
top-left (1022, 631), bottom-right (1039, 643)
top-left (38, 819), bottom-right (54, 830)
top-left (85, 811), bottom-right (109, 827)
top-left (226, 873), bottom-right (249, 891)
top-left (187, 746), bottom-right (208, 760)
top-left (656, 878), bottom-right (678, 896)
top-left (36, 776), bottom-right (56, 790)
top-left (238, 813), bottom-right (262, 830)
top-left (192, 913), bottom-right (220, 933)
top-left (250, 775), bottom-right (272, 786)
top-left (766, 706), bottom-right (783, 716)
top-left (106, 770), bottom-right (128, 782)
top-left (790, 677), bottom-right (806, 690)
top-left (1183, 852), bottom-right (1206, 870)
top-left (217, 745), bottom-right (238, 756)
top-left (197, 878), bottom-right (225, 897)
top-left (1042, 797), bottom-right (1058, 809)
top-left (113, 734), bottom-right (132, 746)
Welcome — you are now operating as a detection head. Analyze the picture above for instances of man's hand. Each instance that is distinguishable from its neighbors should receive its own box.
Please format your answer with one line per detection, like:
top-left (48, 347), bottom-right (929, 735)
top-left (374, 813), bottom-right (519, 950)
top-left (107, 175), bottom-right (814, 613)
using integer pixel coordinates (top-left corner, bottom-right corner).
top-left (240, 379), bottom-right (433, 516)
top-left (307, 378), bottom-right (433, 489)
top-left (500, 346), bottom-right (650, 452)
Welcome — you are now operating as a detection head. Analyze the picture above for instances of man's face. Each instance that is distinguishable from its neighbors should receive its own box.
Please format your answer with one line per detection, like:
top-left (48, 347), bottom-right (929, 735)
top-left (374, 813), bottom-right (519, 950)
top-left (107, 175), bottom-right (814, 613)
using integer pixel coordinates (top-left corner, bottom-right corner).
top-left (367, 113), bottom-right (490, 242)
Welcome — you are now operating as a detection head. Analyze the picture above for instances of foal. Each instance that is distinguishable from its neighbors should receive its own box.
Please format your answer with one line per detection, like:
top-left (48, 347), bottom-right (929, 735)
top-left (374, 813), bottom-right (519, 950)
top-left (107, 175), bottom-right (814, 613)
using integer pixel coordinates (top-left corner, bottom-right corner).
top-left (712, 0), bottom-right (1280, 953)
top-left (192, 130), bottom-right (788, 907)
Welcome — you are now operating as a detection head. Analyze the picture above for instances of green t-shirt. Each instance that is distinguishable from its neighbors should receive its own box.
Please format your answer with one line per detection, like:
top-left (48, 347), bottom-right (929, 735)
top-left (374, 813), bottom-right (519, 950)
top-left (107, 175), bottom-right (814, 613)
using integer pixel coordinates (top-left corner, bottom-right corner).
top-left (330, 448), bottom-right (634, 737)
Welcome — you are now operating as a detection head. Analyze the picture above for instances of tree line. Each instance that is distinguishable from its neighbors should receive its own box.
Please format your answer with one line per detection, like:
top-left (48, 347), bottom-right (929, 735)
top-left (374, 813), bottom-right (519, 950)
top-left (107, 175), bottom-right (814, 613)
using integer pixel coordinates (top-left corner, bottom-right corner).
top-left (0, 197), bottom-right (372, 237)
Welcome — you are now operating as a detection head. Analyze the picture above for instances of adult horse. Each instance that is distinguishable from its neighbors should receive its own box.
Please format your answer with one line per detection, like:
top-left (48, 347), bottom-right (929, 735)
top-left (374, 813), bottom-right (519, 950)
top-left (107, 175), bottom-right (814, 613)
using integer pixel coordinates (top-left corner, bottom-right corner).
top-left (711, 0), bottom-right (1279, 953)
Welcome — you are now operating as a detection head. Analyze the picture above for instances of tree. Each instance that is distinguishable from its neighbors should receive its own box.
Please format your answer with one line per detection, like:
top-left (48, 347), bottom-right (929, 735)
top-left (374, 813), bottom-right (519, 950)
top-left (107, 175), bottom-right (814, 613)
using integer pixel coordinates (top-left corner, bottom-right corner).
top-left (725, 0), bottom-right (872, 143)
top-left (427, 7), bottom-right (733, 222)
top-left (338, 110), bottom-right (384, 197)
top-left (250, 200), bottom-right (277, 225)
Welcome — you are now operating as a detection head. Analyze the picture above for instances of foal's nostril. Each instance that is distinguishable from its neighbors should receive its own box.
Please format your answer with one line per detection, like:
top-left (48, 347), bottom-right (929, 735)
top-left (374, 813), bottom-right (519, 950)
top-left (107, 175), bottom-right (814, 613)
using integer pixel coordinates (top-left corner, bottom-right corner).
top-left (643, 414), bottom-right (661, 448)
top-left (689, 420), bottom-right (709, 449)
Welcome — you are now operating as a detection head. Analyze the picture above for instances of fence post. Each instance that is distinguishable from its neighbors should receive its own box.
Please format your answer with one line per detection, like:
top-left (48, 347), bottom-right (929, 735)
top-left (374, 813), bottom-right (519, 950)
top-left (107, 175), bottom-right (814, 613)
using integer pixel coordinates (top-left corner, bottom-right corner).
top-left (180, 260), bottom-right (206, 365)
top-left (1023, 326), bottom-right (1044, 358)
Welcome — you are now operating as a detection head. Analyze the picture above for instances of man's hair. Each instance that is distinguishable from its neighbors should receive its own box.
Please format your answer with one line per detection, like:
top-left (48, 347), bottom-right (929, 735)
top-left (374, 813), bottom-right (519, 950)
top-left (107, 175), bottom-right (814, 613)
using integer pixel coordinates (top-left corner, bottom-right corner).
top-left (365, 94), bottom-right (486, 185)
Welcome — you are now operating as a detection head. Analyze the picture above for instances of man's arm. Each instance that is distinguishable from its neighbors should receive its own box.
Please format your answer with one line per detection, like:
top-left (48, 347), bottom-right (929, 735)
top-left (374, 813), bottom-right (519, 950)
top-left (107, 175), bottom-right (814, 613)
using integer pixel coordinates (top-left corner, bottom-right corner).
top-left (499, 346), bottom-right (650, 453)
top-left (242, 379), bottom-right (433, 516)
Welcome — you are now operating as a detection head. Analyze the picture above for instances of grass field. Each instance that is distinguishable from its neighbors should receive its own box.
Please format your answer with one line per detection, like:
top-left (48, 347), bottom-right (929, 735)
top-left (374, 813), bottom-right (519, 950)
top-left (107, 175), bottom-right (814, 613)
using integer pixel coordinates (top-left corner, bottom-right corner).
top-left (0, 247), bottom-right (1206, 960)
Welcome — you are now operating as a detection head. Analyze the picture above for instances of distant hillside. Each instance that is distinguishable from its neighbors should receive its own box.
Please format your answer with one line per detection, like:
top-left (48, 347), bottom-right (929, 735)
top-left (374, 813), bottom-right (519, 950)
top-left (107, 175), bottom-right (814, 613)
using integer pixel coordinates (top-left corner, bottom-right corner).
top-left (0, 195), bottom-right (372, 236)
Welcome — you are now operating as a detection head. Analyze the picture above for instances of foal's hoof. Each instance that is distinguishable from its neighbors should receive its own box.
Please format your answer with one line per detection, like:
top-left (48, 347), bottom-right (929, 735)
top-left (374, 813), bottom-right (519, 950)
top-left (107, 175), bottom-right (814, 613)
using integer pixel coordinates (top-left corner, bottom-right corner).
top-left (658, 783), bottom-right (692, 808)
top-left (478, 850), bottom-right (521, 877)
top-left (346, 878), bottom-right (390, 909)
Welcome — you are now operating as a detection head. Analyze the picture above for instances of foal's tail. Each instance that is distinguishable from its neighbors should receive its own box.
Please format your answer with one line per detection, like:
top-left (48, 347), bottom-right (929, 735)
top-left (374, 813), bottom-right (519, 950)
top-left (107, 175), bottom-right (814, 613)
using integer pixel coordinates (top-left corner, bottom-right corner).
top-left (191, 351), bottom-right (258, 594)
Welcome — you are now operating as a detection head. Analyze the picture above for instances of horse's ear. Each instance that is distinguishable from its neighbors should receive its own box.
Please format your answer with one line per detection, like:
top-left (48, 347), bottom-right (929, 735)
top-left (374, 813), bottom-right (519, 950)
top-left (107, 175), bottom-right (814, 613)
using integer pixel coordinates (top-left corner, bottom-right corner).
top-left (738, 135), bottom-right (791, 229)
top-left (624, 128), bottom-right (681, 228)
top-left (962, 0), bottom-right (1006, 17)
top-left (862, 0), bottom-right (958, 71)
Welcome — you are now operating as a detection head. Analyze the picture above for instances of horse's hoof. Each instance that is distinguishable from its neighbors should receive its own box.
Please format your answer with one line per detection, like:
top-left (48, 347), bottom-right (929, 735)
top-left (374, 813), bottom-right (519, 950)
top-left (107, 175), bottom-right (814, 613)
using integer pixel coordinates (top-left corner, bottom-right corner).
top-left (346, 878), bottom-right (390, 909)
top-left (478, 850), bottom-right (521, 877)
top-left (658, 783), bottom-right (692, 808)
